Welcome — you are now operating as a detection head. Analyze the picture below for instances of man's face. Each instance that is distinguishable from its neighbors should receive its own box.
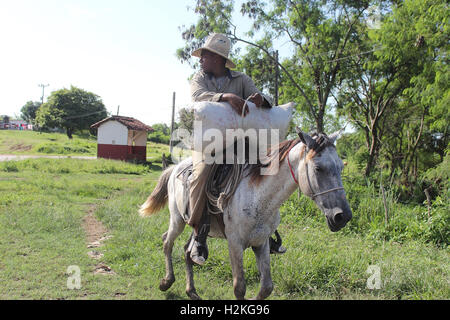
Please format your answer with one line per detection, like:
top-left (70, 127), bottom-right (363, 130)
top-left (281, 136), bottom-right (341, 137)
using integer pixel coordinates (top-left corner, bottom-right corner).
top-left (200, 50), bottom-right (223, 73)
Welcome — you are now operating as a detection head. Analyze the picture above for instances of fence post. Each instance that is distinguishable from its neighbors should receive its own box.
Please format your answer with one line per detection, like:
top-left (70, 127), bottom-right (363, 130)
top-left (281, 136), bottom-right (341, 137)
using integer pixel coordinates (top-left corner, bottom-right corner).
top-left (424, 187), bottom-right (432, 219)
top-left (162, 153), bottom-right (168, 170)
top-left (381, 184), bottom-right (389, 226)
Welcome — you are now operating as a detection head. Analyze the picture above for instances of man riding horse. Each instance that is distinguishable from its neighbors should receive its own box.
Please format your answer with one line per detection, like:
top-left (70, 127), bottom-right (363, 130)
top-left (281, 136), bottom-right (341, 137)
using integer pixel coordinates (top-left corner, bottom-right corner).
top-left (187, 33), bottom-right (286, 265)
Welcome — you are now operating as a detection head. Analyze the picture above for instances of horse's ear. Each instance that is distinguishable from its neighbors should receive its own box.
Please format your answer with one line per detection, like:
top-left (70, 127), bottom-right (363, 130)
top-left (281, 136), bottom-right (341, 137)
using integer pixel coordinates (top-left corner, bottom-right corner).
top-left (328, 128), bottom-right (345, 144)
top-left (296, 127), bottom-right (315, 149)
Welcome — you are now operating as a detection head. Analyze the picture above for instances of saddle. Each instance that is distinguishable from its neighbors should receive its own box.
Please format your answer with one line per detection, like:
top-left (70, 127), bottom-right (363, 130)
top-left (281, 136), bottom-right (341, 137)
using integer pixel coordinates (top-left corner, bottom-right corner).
top-left (175, 144), bottom-right (285, 253)
top-left (176, 158), bottom-right (240, 237)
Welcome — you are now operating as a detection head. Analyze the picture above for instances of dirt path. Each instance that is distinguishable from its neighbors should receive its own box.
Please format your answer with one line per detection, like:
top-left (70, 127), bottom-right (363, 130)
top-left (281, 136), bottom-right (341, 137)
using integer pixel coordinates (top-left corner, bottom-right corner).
top-left (81, 205), bottom-right (115, 275)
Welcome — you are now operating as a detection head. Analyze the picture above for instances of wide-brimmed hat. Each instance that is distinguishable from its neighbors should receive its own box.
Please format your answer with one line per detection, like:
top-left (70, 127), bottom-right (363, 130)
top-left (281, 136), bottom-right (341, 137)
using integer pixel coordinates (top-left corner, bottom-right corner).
top-left (191, 33), bottom-right (236, 69)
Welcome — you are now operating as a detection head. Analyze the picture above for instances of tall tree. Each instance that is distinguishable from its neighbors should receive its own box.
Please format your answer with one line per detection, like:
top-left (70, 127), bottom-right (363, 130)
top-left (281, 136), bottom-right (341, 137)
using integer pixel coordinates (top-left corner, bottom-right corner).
top-left (178, 0), bottom-right (379, 133)
top-left (35, 86), bottom-right (108, 139)
top-left (336, 0), bottom-right (448, 178)
top-left (399, 0), bottom-right (449, 162)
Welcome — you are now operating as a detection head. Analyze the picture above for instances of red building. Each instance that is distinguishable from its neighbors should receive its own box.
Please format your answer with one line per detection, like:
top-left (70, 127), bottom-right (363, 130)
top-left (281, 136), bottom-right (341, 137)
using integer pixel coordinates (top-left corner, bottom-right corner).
top-left (90, 116), bottom-right (153, 162)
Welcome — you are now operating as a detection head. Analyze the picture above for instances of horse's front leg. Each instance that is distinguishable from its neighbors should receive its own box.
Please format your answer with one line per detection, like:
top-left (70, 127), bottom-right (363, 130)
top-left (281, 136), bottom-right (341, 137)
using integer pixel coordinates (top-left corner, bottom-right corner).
top-left (252, 239), bottom-right (273, 300)
top-left (228, 240), bottom-right (246, 300)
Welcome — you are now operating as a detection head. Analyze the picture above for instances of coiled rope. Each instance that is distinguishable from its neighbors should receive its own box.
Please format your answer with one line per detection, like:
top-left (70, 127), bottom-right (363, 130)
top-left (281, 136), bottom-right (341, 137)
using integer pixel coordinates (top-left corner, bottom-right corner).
top-left (205, 97), bottom-right (252, 215)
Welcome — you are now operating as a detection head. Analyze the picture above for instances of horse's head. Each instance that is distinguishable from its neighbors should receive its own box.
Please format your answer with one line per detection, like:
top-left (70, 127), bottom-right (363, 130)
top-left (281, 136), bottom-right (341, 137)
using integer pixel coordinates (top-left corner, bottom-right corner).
top-left (295, 128), bottom-right (352, 232)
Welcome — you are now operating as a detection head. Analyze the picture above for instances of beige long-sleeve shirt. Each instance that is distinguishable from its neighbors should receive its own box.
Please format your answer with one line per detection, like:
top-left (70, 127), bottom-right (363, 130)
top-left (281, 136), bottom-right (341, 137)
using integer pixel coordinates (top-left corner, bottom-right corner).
top-left (190, 69), bottom-right (272, 107)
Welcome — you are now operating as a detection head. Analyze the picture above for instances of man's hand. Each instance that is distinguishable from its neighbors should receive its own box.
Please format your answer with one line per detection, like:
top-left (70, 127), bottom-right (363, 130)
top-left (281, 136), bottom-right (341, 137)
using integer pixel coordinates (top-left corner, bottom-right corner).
top-left (248, 93), bottom-right (263, 108)
top-left (221, 93), bottom-right (249, 117)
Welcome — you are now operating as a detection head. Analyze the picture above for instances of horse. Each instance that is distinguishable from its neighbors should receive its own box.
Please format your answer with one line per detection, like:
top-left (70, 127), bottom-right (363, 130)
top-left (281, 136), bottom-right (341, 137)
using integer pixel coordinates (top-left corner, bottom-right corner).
top-left (139, 128), bottom-right (352, 300)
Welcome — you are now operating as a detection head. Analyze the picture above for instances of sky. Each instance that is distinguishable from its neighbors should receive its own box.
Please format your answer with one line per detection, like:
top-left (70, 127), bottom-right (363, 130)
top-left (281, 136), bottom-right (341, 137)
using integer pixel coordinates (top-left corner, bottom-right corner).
top-left (0, 0), bottom-right (204, 126)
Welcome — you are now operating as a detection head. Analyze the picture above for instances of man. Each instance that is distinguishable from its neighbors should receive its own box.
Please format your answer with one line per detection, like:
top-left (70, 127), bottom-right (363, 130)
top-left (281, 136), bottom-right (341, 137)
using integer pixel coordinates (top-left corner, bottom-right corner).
top-left (188, 33), bottom-right (286, 265)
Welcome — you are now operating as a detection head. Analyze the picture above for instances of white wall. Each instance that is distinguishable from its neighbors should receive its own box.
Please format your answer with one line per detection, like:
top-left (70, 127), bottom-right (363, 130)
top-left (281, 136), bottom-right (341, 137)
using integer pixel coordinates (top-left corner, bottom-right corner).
top-left (97, 121), bottom-right (128, 145)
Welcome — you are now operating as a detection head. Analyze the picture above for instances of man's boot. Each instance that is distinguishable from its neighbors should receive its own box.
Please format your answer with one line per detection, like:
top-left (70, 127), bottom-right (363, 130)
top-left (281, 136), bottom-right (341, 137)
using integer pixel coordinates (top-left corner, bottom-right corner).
top-left (189, 208), bottom-right (210, 266)
top-left (269, 230), bottom-right (287, 254)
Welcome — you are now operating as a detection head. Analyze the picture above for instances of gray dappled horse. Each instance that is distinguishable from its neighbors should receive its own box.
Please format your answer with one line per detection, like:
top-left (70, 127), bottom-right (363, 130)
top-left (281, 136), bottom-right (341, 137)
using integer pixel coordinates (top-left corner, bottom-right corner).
top-left (139, 129), bottom-right (352, 300)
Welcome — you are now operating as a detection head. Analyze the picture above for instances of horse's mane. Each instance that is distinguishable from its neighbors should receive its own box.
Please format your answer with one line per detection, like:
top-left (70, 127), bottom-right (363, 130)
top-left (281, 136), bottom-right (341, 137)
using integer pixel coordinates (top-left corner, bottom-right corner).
top-left (247, 138), bottom-right (301, 185)
top-left (247, 133), bottom-right (335, 185)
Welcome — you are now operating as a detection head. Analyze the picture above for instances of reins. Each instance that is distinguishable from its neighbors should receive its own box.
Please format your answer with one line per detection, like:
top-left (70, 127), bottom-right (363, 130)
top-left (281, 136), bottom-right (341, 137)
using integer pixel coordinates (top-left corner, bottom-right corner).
top-left (287, 144), bottom-right (299, 185)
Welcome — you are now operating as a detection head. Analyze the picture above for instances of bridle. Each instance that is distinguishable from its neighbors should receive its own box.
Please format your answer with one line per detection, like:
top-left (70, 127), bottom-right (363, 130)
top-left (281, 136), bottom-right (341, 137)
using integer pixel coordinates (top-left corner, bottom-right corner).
top-left (287, 140), bottom-right (344, 199)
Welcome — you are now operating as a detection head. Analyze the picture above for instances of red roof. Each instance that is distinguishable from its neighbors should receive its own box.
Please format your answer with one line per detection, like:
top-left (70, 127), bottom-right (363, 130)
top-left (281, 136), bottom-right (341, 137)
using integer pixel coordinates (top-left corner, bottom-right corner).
top-left (91, 116), bottom-right (154, 132)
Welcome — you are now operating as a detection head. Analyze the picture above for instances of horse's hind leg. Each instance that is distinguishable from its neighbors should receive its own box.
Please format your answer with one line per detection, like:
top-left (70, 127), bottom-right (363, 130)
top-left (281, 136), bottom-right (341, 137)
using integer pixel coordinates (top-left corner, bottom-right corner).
top-left (184, 232), bottom-right (201, 300)
top-left (159, 207), bottom-right (185, 292)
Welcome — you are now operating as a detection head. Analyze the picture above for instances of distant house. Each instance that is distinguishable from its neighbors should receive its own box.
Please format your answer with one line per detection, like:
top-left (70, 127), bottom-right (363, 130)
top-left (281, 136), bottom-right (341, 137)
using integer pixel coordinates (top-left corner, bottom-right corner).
top-left (0, 120), bottom-right (32, 130)
top-left (90, 116), bottom-right (153, 162)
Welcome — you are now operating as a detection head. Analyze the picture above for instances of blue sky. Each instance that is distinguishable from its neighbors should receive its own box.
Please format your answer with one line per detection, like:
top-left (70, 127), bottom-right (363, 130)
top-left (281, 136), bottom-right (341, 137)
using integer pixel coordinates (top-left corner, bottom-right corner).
top-left (0, 0), bottom-right (202, 125)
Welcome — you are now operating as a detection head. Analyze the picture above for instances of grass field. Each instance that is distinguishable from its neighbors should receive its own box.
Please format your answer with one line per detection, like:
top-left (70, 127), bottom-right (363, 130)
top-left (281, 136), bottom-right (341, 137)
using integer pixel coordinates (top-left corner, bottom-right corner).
top-left (0, 130), bottom-right (170, 161)
top-left (0, 131), bottom-right (448, 300)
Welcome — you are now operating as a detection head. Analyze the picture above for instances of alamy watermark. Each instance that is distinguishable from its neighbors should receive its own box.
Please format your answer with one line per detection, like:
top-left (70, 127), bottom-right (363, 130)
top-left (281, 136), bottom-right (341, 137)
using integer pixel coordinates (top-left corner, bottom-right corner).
top-left (67, 265), bottom-right (81, 290)
top-left (170, 120), bottom-right (281, 175)
top-left (366, 265), bottom-right (382, 290)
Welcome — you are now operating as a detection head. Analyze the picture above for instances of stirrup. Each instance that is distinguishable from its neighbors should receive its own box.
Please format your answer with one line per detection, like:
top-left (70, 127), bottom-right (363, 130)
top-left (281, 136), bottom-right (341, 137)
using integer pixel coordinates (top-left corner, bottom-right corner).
top-left (269, 230), bottom-right (287, 254)
top-left (189, 224), bottom-right (209, 266)
top-left (190, 242), bottom-right (208, 266)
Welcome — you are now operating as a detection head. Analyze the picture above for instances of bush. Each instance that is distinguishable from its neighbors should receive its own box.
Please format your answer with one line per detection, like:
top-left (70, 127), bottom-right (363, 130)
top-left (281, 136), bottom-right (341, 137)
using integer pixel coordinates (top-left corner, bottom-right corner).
top-left (421, 151), bottom-right (450, 200)
top-left (0, 158), bottom-right (151, 176)
top-left (36, 142), bottom-right (94, 154)
top-left (280, 173), bottom-right (449, 248)
top-left (1, 161), bottom-right (19, 172)
top-left (147, 131), bottom-right (170, 145)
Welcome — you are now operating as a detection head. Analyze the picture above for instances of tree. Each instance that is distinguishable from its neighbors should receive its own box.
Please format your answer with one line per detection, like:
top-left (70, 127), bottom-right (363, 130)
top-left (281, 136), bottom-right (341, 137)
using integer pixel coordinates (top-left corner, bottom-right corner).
top-left (336, 0), bottom-right (448, 178)
top-left (148, 123), bottom-right (171, 144)
top-left (177, 107), bottom-right (195, 135)
top-left (177, 0), bottom-right (381, 133)
top-left (35, 86), bottom-right (108, 139)
top-left (234, 36), bottom-right (278, 100)
top-left (1, 115), bottom-right (10, 123)
top-left (20, 101), bottom-right (41, 124)
top-left (399, 0), bottom-right (449, 162)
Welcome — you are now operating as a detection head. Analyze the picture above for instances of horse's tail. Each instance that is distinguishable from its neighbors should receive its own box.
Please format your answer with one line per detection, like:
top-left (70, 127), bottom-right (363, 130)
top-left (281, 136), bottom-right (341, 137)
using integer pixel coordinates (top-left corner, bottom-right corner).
top-left (139, 165), bottom-right (175, 217)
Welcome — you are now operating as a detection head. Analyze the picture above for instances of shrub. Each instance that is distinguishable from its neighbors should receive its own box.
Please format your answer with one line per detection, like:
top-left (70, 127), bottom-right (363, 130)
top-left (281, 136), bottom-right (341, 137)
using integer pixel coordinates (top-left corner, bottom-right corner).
top-left (1, 161), bottom-right (19, 172)
top-left (36, 142), bottom-right (93, 155)
top-left (280, 172), bottom-right (449, 248)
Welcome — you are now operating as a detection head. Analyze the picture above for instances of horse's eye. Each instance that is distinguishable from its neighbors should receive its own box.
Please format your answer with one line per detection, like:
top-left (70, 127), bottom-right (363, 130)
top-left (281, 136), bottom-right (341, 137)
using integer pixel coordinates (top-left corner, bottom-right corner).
top-left (314, 166), bottom-right (321, 172)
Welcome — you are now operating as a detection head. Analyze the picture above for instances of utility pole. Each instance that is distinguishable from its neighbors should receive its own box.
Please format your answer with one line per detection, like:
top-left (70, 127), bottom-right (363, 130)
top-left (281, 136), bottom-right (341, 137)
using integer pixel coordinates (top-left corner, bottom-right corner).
top-left (38, 83), bottom-right (49, 104)
top-left (274, 50), bottom-right (279, 106)
top-left (169, 92), bottom-right (176, 154)
top-left (116, 105), bottom-right (120, 116)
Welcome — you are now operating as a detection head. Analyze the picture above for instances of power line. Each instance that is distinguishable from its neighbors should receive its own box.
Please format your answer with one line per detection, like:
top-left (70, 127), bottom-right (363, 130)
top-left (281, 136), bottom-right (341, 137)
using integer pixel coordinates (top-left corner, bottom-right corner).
top-left (62, 110), bottom-right (106, 120)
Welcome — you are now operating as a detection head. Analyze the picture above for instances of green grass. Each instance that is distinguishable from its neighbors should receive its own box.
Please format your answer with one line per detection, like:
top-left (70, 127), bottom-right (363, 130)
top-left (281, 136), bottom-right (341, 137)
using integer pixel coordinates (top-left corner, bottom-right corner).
top-left (0, 158), bottom-right (159, 299)
top-left (0, 130), bottom-right (96, 156)
top-left (0, 156), bottom-right (448, 300)
top-left (0, 130), bottom-right (170, 160)
top-left (0, 131), bottom-right (448, 300)
top-left (96, 187), bottom-right (449, 300)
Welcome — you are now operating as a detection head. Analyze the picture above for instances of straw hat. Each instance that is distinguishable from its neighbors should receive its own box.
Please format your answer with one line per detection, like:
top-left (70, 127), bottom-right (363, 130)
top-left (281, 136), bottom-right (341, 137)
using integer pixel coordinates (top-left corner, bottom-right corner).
top-left (191, 33), bottom-right (236, 69)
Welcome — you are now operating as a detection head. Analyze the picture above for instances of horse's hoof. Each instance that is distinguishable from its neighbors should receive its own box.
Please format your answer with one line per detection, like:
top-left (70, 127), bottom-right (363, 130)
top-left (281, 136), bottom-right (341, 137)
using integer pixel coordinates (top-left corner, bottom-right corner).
top-left (186, 289), bottom-right (201, 300)
top-left (159, 278), bottom-right (175, 291)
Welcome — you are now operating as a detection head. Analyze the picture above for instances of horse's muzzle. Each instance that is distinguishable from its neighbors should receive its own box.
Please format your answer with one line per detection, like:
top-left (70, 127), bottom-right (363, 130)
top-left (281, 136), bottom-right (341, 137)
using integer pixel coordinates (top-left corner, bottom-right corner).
top-left (327, 207), bottom-right (352, 232)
